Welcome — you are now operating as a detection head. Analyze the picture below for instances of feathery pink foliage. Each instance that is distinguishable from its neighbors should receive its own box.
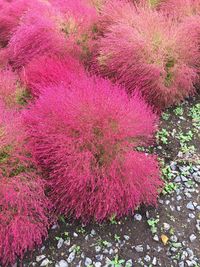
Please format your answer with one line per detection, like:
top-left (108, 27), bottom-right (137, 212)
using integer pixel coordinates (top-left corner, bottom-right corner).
top-left (50, 0), bottom-right (98, 33)
top-left (159, 0), bottom-right (200, 20)
top-left (0, 104), bottom-right (50, 266)
top-left (97, 5), bottom-right (198, 108)
top-left (0, 68), bottom-right (17, 105)
top-left (23, 75), bottom-right (162, 222)
top-left (21, 55), bottom-right (84, 97)
top-left (8, 3), bottom-right (67, 69)
top-left (0, 0), bottom-right (33, 47)
top-left (0, 175), bottom-right (49, 266)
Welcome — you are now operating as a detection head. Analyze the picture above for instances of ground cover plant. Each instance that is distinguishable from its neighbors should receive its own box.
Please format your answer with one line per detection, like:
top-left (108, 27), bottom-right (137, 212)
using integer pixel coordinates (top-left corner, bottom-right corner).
top-left (0, 0), bottom-right (199, 266)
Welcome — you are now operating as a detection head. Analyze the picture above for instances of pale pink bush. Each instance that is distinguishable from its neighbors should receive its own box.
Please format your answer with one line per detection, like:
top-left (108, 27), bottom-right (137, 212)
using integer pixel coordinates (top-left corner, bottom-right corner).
top-left (0, 103), bottom-right (50, 266)
top-left (159, 0), bottom-right (200, 20)
top-left (97, 5), bottom-right (198, 108)
top-left (50, 0), bottom-right (98, 33)
top-left (21, 55), bottom-right (84, 97)
top-left (24, 75), bottom-right (162, 222)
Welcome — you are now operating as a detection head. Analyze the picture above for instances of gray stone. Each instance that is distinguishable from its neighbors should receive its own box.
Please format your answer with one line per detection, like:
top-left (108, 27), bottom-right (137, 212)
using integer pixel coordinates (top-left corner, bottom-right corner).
top-left (40, 259), bottom-right (50, 267)
top-left (153, 235), bottom-right (159, 242)
top-left (193, 173), bottom-right (200, 183)
top-left (144, 255), bottom-right (151, 262)
top-left (181, 251), bottom-right (188, 261)
top-left (95, 246), bottom-right (101, 253)
top-left (58, 260), bottom-right (68, 267)
top-left (186, 202), bottom-right (195, 210)
top-left (85, 258), bottom-right (92, 266)
top-left (135, 245), bottom-right (144, 253)
top-left (57, 238), bottom-right (64, 249)
top-left (64, 239), bottom-right (71, 246)
top-left (67, 252), bottom-right (75, 263)
top-left (174, 176), bottom-right (181, 182)
top-left (91, 229), bottom-right (96, 236)
top-left (170, 235), bottom-right (178, 242)
top-left (134, 214), bottom-right (142, 221)
top-left (96, 255), bottom-right (103, 261)
top-left (178, 262), bottom-right (185, 267)
top-left (94, 262), bottom-right (101, 267)
top-left (36, 255), bottom-right (46, 262)
top-left (188, 213), bottom-right (195, 219)
top-left (73, 232), bottom-right (78, 237)
top-left (189, 234), bottom-right (197, 242)
top-left (125, 259), bottom-right (133, 267)
top-left (163, 223), bottom-right (170, 231)
top-left (152, 257), bottom-right (157, 266)
top-left (124, 235), bottom-right (130, 241)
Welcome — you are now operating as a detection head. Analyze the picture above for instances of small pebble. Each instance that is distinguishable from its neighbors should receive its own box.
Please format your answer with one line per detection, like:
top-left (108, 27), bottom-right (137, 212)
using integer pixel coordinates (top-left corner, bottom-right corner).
top-left (186, 202), bottom-right (195, 210)
top-left (189, 234), bottom-right (197, 242)
top-left (85, 258), bottom-right (92, 266)
top-left (134, 214), bottom-right (142, 221)
top-left (40, 259), bottom-right (50, 267)
top-left (36, 255), bottom-right (46, 262)
top-left (135, 245), bottom-right (144, 253)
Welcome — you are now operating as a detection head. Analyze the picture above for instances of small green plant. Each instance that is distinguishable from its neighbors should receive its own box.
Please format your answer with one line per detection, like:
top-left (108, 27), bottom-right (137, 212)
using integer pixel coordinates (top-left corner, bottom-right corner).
top-left (162, 112), bottom-right (170, 121)
top-left (97, 238), bottom-right (109, 248)
top-left (162, 165), bottom-right (174, 181)
top-left (189, 103), bottom-right (200, 129)
top-left (174, 106), bottom-right (183, 116)
top-left (109, 214), bottom-right (117, 225)
top-left (157, 128), bottom-right (169, 144)
top-left (108, 255), bottom-right (125, 267)
top-left (114, 234), bottom-right (120, 242)
top-left (77, 227), bottom-right (86, 234)
top-left (162, 182), bottom-right (177, 195)
top-left (178, 130), bottom-right (193, 144)
top-left (147, 217), bottom-right (159, 234)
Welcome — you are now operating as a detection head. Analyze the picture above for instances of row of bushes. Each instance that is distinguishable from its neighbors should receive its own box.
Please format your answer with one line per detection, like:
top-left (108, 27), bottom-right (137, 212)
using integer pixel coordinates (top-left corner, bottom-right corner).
top-left (0, 0), bottom-right (199, 265)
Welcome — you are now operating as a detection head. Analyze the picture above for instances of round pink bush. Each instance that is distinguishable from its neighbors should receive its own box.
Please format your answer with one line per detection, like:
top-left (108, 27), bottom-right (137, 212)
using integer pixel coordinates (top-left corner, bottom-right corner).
top-left (0, 103), bottom-right (50, 266)
top-left (0, 175), bottom-right (49, 266)
top-left (7, 3), bottom-right (67, 69)
top-left (22, 55), bottom-right (85, 97)
top-left (24, 75), bottom-right (162, 222)
top-left (0, 0), bottom-right (33, 47)
top-left (97, 4), bottom-right (198, 108)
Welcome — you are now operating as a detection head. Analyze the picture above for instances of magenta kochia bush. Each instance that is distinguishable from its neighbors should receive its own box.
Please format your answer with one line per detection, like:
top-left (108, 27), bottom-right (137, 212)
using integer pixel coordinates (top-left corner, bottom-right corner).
top-left (97, 5), bottom-right (198, 108)
top-left (7, 3), bottom-right (66, 69)
top-left (0, 0), bottom-right (33, 47)
top-left (22, 55), bottom-right (84, 97)
top-left (0, 104), bottom-right (50, 266)
top-left (24, 75), bottom-right (162, 222)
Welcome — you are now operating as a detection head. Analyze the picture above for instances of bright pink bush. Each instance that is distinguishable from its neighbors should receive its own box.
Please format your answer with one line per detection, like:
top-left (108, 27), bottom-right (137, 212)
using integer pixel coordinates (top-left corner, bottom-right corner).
top-left (0, 103), bottom-right (50, 266)
top-left (23, 75), bottom-right (162, 222)
top-left (97, 4), bottom-right (198, 108)
top-left (0, 175), bottom-right (49, 266)
top-left (22, 55), bottom-right (84, 97)
top-left (0, 0), bottom-right (33, 47)
top-left (7, 3), bottom-right (67, 69)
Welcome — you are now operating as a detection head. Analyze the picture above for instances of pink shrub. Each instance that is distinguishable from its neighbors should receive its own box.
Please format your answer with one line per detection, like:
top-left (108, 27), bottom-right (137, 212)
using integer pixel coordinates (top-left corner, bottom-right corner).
top-left (23, 75), bottom-right (162, 222)
top-left (21, 55), bottom-right (85, 97)
top-left (50, 0), bottom-right (97, 33)
top-left (0, 0), bottom-right (33, 47)
top-left (97, 5), bottom-right (198, 108)
top-left (0, 175), bottom-right (49, 266)
top-left (8, 4), bottom-right (67, 69)
top-left (0, 104), bottom-right (50, 266)
top-left (159, 0), bottom-right (200, 20)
